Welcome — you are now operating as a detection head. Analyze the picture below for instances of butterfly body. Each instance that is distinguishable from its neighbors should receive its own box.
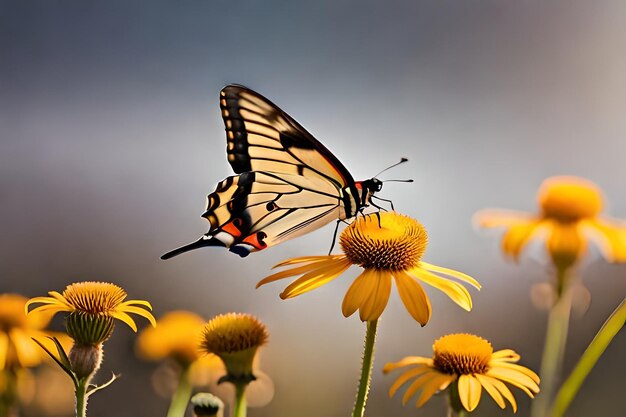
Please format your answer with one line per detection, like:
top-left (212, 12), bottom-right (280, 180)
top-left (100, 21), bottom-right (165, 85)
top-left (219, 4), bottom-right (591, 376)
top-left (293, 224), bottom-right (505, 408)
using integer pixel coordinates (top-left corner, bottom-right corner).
top-left (162, 85), bottom-right (384, 259)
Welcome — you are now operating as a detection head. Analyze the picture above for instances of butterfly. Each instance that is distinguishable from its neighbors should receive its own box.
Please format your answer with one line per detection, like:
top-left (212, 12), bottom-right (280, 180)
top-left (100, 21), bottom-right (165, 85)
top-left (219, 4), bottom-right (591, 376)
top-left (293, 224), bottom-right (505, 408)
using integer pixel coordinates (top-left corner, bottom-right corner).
top-left (162, 84), bottom-right (403, 259)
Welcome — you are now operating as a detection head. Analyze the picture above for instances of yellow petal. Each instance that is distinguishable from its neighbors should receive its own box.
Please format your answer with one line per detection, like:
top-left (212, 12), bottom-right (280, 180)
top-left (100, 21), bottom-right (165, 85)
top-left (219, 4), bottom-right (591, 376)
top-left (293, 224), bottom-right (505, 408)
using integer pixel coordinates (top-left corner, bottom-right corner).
top-left (394, 271), bottom-right (431, 326)
top-left (118, 305), bottom-right (157, 327)
top-left (412, 268), bottom-right (472, 311)
top-left (487, 366), bottom-right (540, 395)
top-left (415, 373), bottom-right (455, 407)
top-left (401, 371), bottom-right (441, 405)
top-left (0, 331), bottom-right (8, 370)
top-left (419, 262), bottom-right (481, 289)
top-left (110, 311), bottom-right (138, 332)
top-left (490, 349), bottom-right (521, 363)
top-left (24, 296), bottom-right (64, 314)
top-left (359, 270), bottom-right (392, 321)
top-left (583, 218), bottom-right (626, 262)
top-left (280, 259), bottom-right (351, 299)
top-left (119, 299), bottom-right (153, 310)
top-left (257, 258), bottom-right (339, 288)
top-left (342, 270), bottom-right (371, 318)
top-left (475, 374), bottom-right (506, 409)
top-left (274, 255), bottom-right (345, 267)
top-left (388, 365), bottom-right (432, 397)
top-left (502, 221), bottom-right (542, 261)
top-left (473, 210), bottom-right (535, 228)
top-left (489, 362), bottom-right (540, 385)
top-left (458, 374), bottom-right (482, 412)
top-left (480, 375), bottom-right (518, 412)
top-left (383, 356), bottom-right (433, 373)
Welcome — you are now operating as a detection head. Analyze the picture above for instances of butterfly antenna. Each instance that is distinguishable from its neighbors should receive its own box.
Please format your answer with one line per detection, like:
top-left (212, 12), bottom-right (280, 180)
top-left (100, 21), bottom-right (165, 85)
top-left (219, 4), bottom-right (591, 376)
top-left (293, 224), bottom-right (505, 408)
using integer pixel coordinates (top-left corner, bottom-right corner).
top-left (381, 179), bottom-right (414, 183)
top-left (374, 157), bottom-right (408, 178)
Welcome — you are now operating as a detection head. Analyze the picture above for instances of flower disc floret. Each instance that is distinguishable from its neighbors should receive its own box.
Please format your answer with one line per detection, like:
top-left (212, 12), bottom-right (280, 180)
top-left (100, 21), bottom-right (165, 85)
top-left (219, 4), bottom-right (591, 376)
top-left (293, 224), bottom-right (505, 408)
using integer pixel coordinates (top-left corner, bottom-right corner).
top-left (433, 334), bottom-right (492, 375)
top-left (201, 313), bottom-right (268, 355)
top-left (340, 213), bottom-right (427, 271)
top-left (538, 176), bottom-right (603, 222)
top-left (61, 282), bottom-right (127, 314)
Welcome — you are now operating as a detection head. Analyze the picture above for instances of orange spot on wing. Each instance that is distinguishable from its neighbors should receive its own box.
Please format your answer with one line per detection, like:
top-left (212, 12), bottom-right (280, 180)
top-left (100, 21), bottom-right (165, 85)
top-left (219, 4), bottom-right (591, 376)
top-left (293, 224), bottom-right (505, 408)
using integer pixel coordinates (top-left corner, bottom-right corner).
top-left (243, 233), bottom-right (267, 250)
top-left (221, 221), bottom-right (242, 238)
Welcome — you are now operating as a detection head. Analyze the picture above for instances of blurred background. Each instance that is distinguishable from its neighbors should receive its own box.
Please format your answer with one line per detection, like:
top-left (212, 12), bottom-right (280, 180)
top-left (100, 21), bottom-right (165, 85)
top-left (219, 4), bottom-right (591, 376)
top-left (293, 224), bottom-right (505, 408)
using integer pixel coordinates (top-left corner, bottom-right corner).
top-left (1, 1), bottom-right (625, 416)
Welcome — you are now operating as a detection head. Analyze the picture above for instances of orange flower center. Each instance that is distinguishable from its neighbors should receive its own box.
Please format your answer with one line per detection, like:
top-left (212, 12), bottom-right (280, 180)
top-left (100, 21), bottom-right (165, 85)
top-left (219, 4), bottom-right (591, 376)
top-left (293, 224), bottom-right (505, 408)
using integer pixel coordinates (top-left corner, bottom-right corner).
top-left (340, 212), bottom-right (427, 271)
top-left (538, 176), bottom-right (603, 222)
top-left (432, 334), bottom-right (492, 375)
top-left (201, 313), bottom-right (268, 355)
top-left (62, 282), bottom-right (127, 314)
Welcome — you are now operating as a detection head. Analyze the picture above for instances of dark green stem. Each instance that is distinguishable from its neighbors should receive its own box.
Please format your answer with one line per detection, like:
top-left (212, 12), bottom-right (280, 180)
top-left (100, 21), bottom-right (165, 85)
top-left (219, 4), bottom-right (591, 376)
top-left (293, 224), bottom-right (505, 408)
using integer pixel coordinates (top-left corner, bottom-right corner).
top-left (351, 319), bottom-right (378, 417)
top-left (531, 267), bottom-right (573, 417)
top-left (167, 366), bottom-right (193, 417)
top-left (232, 381), bottom-right (247, 417)
top-left (75, 377), bottom-right (89, 417)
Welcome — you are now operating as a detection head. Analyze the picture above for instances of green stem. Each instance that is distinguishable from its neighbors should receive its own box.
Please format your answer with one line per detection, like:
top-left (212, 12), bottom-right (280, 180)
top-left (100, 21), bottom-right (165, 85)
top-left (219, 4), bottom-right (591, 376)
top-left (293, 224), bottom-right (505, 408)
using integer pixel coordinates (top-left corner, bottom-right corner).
top-left (351, 319), bottom-right (378, 417)
top-left (75, 377), bottom-right (89, 417)
top-left (531, 267), bottom-right (573, 417)
top-left (552, 297), bottom-right (626, 417)
top-left (232, 381), bottom-right (247, 417)
top-left (167, 366), bottom-right (193, 417)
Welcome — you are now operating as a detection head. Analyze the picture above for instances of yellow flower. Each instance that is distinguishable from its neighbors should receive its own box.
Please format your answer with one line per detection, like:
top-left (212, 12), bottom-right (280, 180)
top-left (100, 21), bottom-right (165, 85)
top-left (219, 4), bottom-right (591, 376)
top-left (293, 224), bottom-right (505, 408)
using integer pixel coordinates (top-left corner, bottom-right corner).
top-left (200, 313), bottom-right (268, 381)
top-left (257, 212), bottom-right (480, 325)
top-left (136, 310), bottom-right (206, 366)
top-left (26, 282), bottom-right (156, 345)
top-left (383, 334), bottom-right (539, 413)
top-left (0, 294), bottom-right (70, 370)
top-left (476, 176), bottom-right (626, 269)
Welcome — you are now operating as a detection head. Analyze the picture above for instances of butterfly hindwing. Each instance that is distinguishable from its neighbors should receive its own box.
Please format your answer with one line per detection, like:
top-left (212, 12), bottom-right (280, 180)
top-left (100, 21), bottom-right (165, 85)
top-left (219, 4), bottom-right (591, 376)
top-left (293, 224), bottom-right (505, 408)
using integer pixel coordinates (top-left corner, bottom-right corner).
top-left (200, 171), bottom-right (346, 257)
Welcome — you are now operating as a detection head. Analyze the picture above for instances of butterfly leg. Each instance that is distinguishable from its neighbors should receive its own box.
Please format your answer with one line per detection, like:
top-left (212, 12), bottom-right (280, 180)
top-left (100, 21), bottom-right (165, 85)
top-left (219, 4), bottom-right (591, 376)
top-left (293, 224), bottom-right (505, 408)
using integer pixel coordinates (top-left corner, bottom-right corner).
top-left (328, 219), bottom-right (343, 255)
top-left (371, 195), bottom-right (395, 211)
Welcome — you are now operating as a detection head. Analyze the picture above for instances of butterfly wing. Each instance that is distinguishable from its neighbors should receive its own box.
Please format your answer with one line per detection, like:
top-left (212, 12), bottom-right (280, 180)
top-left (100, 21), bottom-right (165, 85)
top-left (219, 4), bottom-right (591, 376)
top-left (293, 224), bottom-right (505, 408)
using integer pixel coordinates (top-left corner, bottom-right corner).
top-left (162, 85), bottom-right (360, 259)
top-left (221, 85), bottom-right (355, 187)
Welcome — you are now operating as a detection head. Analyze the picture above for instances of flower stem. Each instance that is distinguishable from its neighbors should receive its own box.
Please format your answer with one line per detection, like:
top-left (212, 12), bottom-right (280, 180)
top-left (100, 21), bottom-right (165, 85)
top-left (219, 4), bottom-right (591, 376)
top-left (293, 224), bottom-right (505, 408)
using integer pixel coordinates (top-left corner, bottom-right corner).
top-left (351, 319), bottom-right (378, 417)
top-left (232, 381), bottom-right (247, 417)
top-left (167, 366), bottom-right (193, 417)
top-left (552, 297), bottom-right (626, 417)
top-left (531, 267), bottom-right (573, 417)
top-left (75, 377), bottom-right (89, 417)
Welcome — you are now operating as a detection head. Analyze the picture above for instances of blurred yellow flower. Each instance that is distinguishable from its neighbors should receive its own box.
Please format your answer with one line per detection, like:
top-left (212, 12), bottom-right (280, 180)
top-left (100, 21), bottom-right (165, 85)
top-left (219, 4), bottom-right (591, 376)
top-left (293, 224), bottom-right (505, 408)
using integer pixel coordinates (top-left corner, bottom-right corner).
top-left (384, 334), bottom-right (539, 413)
top-left (476, 176), bottom-right (626, 269)
top-left (0, 294), bottom-right (69, 370)
top-left (257, 212), bottom-right (480, 325)
top-left (136, 310), bottom-right (206, 366)
top-left (26, 282), bottom-right (156, 343)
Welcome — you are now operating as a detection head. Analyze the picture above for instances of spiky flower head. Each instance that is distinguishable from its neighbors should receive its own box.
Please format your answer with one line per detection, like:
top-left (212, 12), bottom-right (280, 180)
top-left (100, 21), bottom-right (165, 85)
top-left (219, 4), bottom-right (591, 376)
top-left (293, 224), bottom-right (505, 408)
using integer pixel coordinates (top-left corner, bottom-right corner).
top-left (200, 313), bottom-right (268, 383)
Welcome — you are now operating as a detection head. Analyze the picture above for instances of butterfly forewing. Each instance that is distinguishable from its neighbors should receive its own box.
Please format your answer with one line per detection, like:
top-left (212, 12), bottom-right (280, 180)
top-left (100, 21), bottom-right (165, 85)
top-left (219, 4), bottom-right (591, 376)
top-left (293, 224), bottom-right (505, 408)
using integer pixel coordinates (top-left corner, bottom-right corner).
top-left (220, 86), bottom-right (354, 187)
